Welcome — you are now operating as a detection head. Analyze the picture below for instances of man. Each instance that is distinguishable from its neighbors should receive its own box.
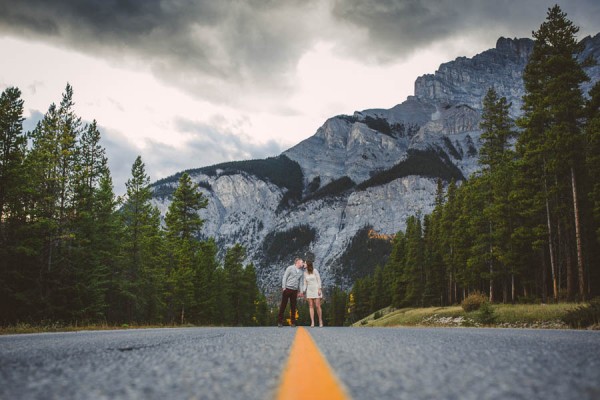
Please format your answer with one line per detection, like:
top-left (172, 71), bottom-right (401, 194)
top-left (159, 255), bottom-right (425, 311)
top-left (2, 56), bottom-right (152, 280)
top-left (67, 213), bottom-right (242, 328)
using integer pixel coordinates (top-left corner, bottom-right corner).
top-left (277, 257), bottom-right (305, 327)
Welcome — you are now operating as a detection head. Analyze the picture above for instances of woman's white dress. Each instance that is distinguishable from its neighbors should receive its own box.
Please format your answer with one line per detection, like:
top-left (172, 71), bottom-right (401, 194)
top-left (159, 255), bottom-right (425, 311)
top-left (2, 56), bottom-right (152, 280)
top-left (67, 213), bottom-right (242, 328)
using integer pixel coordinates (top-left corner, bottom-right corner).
top-left (303, 269), bottom-right (322, 299)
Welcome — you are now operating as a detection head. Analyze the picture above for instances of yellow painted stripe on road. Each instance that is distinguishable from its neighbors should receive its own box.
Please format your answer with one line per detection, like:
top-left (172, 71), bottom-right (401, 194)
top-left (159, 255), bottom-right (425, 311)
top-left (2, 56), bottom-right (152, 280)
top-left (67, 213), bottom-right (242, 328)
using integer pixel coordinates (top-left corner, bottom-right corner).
top-left (276, 327), bottom-right (350, 400)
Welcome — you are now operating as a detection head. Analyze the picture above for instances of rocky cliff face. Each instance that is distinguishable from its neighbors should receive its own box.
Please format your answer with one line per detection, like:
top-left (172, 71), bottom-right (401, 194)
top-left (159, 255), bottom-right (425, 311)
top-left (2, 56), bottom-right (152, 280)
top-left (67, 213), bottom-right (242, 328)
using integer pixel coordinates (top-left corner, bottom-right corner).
top-left (414, 37), bottom-right (534, 117)
top-left (151, 34), bottom-right (600, 292)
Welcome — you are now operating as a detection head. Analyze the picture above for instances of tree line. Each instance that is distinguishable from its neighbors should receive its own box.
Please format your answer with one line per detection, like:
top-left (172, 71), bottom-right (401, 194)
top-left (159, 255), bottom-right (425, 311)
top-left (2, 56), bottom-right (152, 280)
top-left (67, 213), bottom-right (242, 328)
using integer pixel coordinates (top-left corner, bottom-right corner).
top-left (347, 6), bottom-right (600, 322)
top-left (0, 84), bottom-right (269, 326)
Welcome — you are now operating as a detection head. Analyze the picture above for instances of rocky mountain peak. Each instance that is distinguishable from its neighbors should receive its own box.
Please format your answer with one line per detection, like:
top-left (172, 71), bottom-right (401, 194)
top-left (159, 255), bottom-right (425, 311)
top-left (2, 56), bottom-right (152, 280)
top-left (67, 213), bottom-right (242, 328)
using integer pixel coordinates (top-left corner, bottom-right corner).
top-left (152, 34), bottom-right (600, 292)
top-left (414, 37), bottom-right (534, 116)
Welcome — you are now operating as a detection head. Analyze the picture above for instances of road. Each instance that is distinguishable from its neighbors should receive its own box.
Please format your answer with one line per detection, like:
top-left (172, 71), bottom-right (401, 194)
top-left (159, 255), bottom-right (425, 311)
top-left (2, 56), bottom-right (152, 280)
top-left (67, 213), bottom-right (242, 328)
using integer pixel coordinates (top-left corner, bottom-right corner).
top-left (1, 326), bottom-right (599, 399)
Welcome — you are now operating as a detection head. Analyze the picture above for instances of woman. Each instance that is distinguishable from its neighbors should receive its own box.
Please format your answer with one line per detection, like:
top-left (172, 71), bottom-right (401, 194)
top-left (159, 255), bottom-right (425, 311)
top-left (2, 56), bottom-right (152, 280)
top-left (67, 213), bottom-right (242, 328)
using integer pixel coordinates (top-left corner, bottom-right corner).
top-left (302, 259), bottom-right (323, 327)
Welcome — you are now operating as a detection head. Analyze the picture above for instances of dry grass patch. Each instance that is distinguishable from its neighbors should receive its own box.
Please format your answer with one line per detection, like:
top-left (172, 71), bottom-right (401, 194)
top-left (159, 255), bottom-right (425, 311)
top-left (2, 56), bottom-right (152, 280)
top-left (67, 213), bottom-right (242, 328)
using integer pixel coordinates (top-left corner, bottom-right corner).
top-left (354, 303), bottom-right (580, 329)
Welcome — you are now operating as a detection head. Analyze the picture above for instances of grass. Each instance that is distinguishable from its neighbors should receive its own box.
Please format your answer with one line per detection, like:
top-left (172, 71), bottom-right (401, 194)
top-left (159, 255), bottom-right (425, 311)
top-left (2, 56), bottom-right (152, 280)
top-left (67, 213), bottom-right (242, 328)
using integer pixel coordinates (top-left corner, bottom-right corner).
top-left (353, 303), bottom-right (582, 329)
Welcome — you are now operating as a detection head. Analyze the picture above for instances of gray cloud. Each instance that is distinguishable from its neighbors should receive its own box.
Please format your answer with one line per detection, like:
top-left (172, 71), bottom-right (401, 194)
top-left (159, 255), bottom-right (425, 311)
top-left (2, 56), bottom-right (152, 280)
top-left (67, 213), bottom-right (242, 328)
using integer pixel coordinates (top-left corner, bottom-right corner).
top-left (99, 127), bottom-right (141, 196)
top-left (173, 116), bottom-right (283, 162)
top-left (1, 0), bottom-right (599, 107)
top-left (100, 116), bottom-right (284, 195)
top-left (0, 0), bottom-right (319, 109)
top-left (330, 0), bottom-right (600, 61)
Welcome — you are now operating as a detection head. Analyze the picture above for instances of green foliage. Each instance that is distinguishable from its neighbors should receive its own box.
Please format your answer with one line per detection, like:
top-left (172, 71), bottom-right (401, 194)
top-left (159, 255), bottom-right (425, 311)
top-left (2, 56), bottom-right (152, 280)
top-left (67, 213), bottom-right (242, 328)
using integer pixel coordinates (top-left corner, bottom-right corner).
top-left (561, 298), bottom-right (600, 328)
top-left (442, 136), bottom-right (463, 160)
top-left (302, 176), bottom-right (355, 202)
top-left (362, 116), bottom-right (418, 138)
top-left (356, 149), bottom-right (464, 191)
top-left (336, 226), bottom-right (393, 283)
top-left (153, 155), bottom-right (304, 213)
top-left (262, 225), bottom-right (316, 265)
top-left (373, 311), bottom-right (383, 320)
top-left (0, 84), bottom-right (266, 327)
top-left (476, 302), bottom-right (497, 325)
top-left (306, 176), bottom-right (321, 193)
top-left (165, 172), bottom-right (208, 241)
top-left (327, 286), bottom-right (349, 326)
top-left (461, 292), bottom-right (488, 312)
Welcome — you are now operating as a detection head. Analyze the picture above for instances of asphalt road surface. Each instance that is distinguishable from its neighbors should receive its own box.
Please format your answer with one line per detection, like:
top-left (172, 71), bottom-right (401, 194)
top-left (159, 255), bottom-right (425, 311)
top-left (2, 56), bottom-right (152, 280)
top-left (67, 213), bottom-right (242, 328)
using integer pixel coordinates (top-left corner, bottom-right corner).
top-left (1, 326), bottom-right (599, 399)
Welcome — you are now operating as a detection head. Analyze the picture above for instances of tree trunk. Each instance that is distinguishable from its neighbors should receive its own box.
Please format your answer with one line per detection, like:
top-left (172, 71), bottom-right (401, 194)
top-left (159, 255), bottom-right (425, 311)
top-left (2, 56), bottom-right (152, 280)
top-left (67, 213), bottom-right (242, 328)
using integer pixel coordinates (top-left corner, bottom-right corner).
top-left (541, 250), bottom-right (548, 304)
top-left (571, 166), bottom-right (586, 300)
top-left (489, 222), bottom-right (494, 303)
top-left (511, 274), bottom-right (515, 304)
top-left (544, 176), bottom-right (558, 302)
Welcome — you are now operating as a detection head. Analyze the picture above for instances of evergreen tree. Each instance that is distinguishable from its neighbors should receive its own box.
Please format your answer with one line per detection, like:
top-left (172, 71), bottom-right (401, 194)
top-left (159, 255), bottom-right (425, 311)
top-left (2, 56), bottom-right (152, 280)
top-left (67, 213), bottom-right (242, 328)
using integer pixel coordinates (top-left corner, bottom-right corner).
top-left (388, 231), bottom-right (406, 308)
top-left (328, 286), bottom-right (348, 326)
top-left (193, 239), bottom-right (221, 324)
top-left (164, 172), bottom-right (208, 324)
top-left (21, 84), bottom-right (84, 320)
top-left (586, 82), bottom-right (600, 244)
top-left (369, 265), bottom-right (387, 311)
top-left (70, 121), bottom-right (112, 321)
top-left (422, 214), bottom-right (445, 306)
top-left (477, 88), bottom-right (518, 302)
top-left (223, 244), bottom-right (247, 325)
top-left (0, 86), bottom-right (26, 323)
top-left (518, 5), bottom-right (590, 300)
top-left (119, 156), bottom-right (164, 323)
top-left (401, 216), bottom-right (424, 306)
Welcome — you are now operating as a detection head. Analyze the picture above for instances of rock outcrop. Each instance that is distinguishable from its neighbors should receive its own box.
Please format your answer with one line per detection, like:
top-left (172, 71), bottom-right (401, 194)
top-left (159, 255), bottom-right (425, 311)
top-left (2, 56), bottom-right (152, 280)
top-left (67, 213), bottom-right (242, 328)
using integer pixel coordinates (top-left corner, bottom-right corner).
top-left (151, 34), bottom-right (600, 292)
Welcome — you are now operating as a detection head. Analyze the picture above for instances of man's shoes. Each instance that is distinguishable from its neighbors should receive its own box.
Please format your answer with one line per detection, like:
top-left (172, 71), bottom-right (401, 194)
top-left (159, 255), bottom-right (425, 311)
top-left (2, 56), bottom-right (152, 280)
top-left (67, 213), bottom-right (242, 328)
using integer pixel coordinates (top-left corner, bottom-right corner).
top-left (277, 323), bottom-right (282, 328)
top-left (291, 323), bottom-right (296, 327)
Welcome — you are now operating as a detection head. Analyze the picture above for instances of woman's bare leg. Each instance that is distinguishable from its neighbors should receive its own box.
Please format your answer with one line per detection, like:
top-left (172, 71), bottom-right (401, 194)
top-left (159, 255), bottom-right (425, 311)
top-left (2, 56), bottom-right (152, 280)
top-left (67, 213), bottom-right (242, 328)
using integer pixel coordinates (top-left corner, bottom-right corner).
top-left (308, 299), bottom-right (315, 326)
top-left (316, 298), bottom-right (323, 327)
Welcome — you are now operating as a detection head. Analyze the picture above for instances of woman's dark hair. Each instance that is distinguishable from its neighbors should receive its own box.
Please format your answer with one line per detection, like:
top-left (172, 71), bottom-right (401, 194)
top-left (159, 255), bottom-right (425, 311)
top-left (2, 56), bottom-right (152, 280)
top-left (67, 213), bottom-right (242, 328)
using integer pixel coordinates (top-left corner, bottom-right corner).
top-left (306, 260), bottom-right (314, 274)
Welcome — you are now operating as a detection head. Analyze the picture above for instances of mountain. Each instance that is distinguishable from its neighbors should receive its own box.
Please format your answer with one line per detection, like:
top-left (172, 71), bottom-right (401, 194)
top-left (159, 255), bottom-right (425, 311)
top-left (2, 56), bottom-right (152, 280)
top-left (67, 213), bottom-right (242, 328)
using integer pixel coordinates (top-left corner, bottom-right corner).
top-left (151, 34), bottom-right (600, 293)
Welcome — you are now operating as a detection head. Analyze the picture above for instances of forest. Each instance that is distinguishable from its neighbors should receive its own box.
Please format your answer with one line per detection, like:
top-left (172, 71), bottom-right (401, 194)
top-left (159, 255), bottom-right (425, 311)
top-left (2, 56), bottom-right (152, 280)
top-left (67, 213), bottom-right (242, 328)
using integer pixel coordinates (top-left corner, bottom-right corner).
top-left (0, 82), bottom-right (272, 326)
top-left (1, 6), bottom-right (599, 328)
top-left (347, 6), bottom-right (600, 324)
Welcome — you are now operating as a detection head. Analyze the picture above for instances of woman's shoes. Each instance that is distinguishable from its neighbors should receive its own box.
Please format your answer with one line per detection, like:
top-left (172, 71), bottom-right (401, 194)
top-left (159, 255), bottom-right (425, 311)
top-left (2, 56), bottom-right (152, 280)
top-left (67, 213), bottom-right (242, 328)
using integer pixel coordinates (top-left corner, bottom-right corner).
top-left (310, 324), bottom-right (315, 328)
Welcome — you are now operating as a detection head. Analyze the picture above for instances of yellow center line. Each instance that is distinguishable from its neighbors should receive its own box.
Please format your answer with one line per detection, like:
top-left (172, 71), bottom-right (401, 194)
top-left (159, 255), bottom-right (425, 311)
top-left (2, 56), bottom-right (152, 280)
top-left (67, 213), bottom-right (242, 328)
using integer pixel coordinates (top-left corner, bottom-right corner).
top-left (276, 327), bottom-right (350, 400)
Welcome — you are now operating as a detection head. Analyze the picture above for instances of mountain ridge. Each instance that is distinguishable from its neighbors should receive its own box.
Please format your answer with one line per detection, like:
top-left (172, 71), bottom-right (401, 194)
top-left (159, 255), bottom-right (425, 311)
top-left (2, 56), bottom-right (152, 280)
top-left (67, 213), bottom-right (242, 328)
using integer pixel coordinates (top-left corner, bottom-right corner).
top-left (151, 34), bottom-right (600, 293)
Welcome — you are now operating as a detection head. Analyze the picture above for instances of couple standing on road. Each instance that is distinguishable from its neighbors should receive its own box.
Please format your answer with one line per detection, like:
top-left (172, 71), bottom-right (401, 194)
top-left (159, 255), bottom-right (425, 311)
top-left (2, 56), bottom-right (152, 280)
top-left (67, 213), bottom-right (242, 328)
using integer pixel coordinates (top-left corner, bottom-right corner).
top-left (277, 252), bottom-right (323, 328)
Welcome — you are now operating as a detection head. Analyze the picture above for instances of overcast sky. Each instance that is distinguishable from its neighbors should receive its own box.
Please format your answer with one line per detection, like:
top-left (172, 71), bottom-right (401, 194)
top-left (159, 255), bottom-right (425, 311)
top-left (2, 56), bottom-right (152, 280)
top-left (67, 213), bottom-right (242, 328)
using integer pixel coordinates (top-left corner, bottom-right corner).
top-left (1, 0), bottom-right (599, 194)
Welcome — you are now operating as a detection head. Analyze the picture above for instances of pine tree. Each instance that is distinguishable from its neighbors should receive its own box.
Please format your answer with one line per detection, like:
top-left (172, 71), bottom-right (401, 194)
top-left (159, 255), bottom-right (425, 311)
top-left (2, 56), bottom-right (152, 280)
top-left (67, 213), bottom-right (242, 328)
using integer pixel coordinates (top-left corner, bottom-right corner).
top-left (21, 84), bottom-right (85, 320)
top-left (518, 5), bottom-right (590, 300)
top-left (402, 216), bottom-right (424, 306)
top-left (0, 86), bottom-right (26, 323)
top-left (223, 244), bottom-right (247, 325)
top-left (586, 82), bottom-right (600, 244)
top-left (70, 121), bottom-right (111, 321)
top-left (164, 172), bottom-right (208, 324)
top-left (388, 231), bottom-right (406, 308)
top-left (119, 156), bottom-right (164, 323)
top-left (477, 88), bottom-right (517, 302)
top-left (164, 172), bottom-right (207, 242)
top-left (193, 238), bottom-right (221, 324)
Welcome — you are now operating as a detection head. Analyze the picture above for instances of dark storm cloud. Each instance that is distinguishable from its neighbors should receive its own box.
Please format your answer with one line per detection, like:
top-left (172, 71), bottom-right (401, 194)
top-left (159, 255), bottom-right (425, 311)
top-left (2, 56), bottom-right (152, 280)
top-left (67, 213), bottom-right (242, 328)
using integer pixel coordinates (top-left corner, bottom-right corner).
top-left (0, 0), bottom-right (318, 107)
top-left (2, 0), bottom-right (599, 104)
top-left (331, 0), bottom-right (600, 60)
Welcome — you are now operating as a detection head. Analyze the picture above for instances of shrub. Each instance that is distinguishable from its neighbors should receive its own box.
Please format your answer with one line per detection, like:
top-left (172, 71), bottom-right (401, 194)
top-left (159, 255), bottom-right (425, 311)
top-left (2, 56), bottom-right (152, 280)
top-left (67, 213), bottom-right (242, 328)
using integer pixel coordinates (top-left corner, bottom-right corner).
top-left (562, 298), bottom-right (600, 328)
top-left (373, 311), bottom-right (383, 320)
top-left (475, 302), bottom-right (497, 325)
top-left (461, 291), bottom-right (488, 312)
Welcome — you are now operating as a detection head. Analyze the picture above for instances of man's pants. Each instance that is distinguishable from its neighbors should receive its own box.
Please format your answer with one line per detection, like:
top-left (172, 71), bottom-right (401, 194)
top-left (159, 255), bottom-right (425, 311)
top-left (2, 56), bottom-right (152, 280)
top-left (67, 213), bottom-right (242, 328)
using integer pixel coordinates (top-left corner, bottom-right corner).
top-left (278, 288), bottom-right (298, 325)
